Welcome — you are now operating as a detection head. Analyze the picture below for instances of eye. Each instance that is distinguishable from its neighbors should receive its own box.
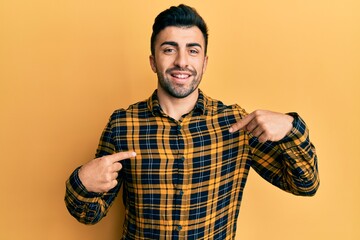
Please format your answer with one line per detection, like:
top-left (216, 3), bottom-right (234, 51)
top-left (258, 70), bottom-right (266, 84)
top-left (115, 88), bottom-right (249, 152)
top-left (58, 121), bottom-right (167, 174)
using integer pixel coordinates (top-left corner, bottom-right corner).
top-left (189, 49), bottom-right (199, 55)
top-left (163, 48), bottom-right (176, 54)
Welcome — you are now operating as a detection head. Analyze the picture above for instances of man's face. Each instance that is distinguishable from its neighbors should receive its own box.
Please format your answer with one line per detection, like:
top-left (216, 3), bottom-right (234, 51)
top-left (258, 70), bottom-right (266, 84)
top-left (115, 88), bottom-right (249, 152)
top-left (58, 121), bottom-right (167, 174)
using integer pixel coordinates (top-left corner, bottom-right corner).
top-left (150, 26), bottom-right (208, 99)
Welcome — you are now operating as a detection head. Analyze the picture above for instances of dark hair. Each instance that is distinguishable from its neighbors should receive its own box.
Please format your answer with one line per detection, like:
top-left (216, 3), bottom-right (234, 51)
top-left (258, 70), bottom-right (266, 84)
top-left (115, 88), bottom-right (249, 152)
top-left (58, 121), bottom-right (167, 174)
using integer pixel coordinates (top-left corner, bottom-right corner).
top-left (150, 4), bottom-right (209, 56)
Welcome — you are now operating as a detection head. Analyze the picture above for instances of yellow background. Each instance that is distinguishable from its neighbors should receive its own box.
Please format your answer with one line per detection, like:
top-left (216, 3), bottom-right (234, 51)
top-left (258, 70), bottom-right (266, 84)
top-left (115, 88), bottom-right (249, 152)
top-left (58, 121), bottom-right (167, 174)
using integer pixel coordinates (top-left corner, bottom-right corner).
top-left (1, 0), bottom-right (359, 239)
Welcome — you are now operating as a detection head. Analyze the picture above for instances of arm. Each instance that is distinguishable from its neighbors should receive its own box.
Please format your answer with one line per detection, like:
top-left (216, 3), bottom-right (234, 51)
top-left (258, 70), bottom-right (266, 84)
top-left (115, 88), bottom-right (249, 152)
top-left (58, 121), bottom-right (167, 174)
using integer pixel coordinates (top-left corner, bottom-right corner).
top-left (64, 115), bottom-right (136, 224)
top-left (249, 113), bottom-right (319, 195)
top-left (64, 166), bottom-right (122, 224)
top-left (230, 111), bottom-right (319, 196)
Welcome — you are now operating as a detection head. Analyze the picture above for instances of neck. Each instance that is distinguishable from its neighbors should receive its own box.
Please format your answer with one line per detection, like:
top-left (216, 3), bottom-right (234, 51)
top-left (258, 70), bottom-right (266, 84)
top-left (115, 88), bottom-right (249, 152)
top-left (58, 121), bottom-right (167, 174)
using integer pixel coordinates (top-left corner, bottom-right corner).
top-left (157, 88), bottom-right (199, 121)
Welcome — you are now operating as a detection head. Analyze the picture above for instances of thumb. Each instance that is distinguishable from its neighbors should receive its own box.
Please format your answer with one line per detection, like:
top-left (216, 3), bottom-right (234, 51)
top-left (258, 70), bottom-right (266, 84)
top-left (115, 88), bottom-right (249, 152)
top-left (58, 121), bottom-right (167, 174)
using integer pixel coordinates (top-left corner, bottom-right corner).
top-left (229, 113), bottom-right (254, 133)
top-left (107, 151), bottom-right (136, 163)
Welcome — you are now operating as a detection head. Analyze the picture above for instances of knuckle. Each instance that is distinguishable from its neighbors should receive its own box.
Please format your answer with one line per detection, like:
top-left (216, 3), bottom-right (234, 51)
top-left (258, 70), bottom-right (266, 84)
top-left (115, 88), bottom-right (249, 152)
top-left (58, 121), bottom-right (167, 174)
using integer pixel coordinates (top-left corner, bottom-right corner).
top-left (104, 173), bottom-right (112, 182)
top-left (110, 180), bottom-right (118, 188)
top-left (103, 182), bottom-right (115, 192)
top-left (101, 156), bottom-right (110, 164)
top-left (262, 128), bottom-right (271, 136)
top-left (253, 110), bottom-right (262, 116)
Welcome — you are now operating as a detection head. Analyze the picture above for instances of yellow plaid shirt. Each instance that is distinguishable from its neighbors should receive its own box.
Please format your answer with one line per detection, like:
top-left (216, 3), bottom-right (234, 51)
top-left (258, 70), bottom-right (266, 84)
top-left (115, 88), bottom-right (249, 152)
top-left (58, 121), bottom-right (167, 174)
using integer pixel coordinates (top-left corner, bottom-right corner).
top-left (65, 90), bottom-right (319, 239)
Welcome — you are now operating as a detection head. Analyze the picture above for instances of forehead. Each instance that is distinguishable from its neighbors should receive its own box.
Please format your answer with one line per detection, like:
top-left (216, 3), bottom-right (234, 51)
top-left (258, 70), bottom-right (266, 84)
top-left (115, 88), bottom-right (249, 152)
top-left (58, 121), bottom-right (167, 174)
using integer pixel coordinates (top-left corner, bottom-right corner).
top-left (155, 26), bottom-right (205, 47)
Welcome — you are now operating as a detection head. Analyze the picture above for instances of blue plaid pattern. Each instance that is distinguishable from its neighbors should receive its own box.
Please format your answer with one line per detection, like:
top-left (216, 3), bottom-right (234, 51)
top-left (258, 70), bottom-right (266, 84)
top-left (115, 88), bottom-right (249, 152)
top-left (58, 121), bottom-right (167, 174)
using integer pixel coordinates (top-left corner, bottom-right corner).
top-left (65, 90), bottom-right (319, 239)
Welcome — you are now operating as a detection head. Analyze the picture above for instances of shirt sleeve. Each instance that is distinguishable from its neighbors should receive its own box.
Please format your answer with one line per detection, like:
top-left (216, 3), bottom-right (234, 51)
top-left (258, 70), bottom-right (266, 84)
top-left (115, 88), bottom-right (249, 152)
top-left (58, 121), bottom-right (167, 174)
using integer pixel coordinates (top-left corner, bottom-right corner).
top-left (249, 113), bottom-right (320, 196)
top-left (64, 114), bottom-right (123, 224)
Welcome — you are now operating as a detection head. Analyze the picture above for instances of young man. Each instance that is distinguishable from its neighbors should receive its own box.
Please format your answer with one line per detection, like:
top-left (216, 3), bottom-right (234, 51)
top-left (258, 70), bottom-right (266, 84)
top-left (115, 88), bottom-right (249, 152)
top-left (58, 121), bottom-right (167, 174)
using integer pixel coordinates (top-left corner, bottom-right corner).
top-left (65, 4), bottom-right (319, 239)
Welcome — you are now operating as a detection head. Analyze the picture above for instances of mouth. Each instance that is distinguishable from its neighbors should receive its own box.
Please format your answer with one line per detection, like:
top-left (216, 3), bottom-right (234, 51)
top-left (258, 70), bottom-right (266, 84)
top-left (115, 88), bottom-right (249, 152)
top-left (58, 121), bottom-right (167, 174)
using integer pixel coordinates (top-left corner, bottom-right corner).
top-left (170, 73), bottom-right (191, 79)
top-left (168, 69), bottom-right (193, 82)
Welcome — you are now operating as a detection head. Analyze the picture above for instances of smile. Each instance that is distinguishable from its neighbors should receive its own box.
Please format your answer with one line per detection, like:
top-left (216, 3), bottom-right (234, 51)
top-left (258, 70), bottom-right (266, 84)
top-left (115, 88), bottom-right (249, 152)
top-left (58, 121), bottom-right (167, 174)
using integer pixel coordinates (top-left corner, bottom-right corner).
top-left (171, 73), bottom-right (190, 79)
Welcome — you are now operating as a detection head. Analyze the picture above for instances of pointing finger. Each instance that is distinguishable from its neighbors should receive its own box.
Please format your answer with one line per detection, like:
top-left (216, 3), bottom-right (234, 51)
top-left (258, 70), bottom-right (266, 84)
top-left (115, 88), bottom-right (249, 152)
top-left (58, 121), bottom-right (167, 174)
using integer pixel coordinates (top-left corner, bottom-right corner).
top-left (106, 151), bottom-right (136, 163)
top-left (229, 113), bottom-right (255, 133)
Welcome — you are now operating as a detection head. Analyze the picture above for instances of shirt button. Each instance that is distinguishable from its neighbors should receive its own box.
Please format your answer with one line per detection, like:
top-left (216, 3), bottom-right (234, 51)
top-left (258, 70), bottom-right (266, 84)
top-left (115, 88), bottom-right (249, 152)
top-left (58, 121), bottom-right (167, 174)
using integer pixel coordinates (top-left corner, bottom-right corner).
top-left (179, 156), bottom-right (185, 162)
top-left (178, 190), bottom-right (184, 196)
top-left (175, 225), bottom-right (182, 231)
top-left (177, 125), bottom-right (182, 131)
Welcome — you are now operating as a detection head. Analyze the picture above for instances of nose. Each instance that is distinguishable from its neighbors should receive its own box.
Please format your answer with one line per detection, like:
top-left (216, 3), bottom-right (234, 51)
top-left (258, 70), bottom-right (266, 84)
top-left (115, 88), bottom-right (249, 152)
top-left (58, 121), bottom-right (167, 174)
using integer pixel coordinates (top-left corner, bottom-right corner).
top-left (174, 50), bottom-right (188, 68)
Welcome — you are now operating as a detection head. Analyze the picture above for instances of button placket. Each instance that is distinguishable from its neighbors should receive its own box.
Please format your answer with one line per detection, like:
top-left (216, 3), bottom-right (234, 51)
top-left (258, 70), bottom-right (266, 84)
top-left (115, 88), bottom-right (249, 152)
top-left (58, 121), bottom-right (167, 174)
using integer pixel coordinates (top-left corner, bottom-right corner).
top-left (173, 123), bottom-right (185, 232)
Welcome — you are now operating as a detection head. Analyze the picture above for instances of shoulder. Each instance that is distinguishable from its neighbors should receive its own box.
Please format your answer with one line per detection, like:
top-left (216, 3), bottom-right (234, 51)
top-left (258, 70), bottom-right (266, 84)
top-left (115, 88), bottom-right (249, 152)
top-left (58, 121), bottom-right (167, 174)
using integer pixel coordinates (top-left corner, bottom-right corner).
top-left (203, 93), bottom-right (248, 118)
top-left (109, 99), bottom-right (150, 122)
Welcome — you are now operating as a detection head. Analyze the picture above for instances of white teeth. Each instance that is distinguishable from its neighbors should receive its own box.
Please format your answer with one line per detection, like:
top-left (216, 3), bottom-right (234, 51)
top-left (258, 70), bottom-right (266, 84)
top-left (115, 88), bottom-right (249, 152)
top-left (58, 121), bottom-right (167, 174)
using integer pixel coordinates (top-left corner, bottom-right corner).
top-left (173, 74), bottom-right (189, 79)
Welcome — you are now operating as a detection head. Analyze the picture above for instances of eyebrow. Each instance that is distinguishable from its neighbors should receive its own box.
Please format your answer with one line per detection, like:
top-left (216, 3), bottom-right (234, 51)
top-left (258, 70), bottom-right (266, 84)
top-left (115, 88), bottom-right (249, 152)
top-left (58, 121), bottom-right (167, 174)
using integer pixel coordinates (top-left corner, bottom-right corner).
top-left (160, 41), bottom-right (203, 49)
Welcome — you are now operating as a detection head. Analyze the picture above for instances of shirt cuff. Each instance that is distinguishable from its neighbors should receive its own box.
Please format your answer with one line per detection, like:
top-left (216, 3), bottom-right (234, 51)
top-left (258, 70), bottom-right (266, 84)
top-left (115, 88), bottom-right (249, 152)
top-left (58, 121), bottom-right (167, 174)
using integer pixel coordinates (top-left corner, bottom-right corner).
top-left (278, 112), bottom-right (309, 150)
top-left (67, 167), bottom-right (102, 198)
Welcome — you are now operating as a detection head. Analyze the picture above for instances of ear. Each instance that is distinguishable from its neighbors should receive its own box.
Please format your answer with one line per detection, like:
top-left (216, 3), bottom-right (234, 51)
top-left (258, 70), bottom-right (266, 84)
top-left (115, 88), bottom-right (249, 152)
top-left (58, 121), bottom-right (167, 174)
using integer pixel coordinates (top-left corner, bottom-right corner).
top-left (202, 55), bottom-right (209, 73)
top-left (149, 55), bottom-right (157, 73)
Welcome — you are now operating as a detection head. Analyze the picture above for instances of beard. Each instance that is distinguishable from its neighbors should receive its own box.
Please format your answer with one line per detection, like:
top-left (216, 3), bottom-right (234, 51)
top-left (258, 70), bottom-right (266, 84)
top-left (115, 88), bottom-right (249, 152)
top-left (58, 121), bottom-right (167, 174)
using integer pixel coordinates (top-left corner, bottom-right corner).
top-left (157, 67), bottom-right (203, 99)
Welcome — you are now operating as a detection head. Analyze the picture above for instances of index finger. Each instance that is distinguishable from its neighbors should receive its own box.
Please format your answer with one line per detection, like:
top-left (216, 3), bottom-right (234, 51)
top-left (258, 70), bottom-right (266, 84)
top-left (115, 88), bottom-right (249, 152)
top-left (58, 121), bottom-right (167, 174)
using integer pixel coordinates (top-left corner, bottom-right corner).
top-left (107, 151), bottom-right (136, 163)
top-left (229, 113), bottom-right (255, 133)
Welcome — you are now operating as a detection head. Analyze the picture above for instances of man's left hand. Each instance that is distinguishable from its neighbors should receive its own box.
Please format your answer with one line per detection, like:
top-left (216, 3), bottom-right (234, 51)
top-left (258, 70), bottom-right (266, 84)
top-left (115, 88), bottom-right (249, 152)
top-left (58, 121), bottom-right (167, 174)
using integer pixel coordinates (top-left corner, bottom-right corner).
top-left (229, 110), bottom-right (294, 143)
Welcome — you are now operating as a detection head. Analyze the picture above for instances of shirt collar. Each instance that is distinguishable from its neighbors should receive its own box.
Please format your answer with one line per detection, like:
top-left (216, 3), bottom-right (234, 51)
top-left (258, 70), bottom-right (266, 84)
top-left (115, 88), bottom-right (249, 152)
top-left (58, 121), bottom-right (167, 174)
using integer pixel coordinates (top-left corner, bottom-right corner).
top-left (147, 89), bottom-right (207, 117)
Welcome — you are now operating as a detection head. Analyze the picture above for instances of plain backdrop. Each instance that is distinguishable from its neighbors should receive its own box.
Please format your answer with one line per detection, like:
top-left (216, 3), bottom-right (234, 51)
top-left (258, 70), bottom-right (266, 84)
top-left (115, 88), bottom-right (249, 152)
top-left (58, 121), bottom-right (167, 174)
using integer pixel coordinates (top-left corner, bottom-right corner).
top-left (0, 0), bottom-right (359, 239)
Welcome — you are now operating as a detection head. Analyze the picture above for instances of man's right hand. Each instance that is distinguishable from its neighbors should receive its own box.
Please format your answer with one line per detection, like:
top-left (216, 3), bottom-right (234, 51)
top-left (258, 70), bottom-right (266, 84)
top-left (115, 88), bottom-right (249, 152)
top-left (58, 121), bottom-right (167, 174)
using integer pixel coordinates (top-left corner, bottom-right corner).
top-left (78, 151), bottom-right (136, 193)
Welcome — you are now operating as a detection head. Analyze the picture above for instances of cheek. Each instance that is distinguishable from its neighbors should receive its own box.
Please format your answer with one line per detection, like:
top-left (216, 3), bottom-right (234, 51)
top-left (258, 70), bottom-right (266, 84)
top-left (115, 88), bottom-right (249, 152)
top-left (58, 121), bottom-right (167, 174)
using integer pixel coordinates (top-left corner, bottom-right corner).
top-left (156, 62), bottom-right (172, 73)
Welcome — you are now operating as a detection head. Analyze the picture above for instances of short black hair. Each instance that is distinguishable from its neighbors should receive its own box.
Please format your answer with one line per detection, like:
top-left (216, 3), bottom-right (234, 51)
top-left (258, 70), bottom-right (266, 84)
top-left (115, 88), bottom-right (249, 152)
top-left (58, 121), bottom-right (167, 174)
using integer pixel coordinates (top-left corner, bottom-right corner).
top-left (150, 4), bottom-right (209, 56)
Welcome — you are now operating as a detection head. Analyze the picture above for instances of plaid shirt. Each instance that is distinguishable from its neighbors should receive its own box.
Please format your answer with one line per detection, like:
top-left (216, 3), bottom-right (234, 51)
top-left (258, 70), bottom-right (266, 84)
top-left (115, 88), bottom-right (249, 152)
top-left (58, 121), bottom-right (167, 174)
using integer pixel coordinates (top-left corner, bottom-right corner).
top-left (65, 90), bottom-right (319, 239)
